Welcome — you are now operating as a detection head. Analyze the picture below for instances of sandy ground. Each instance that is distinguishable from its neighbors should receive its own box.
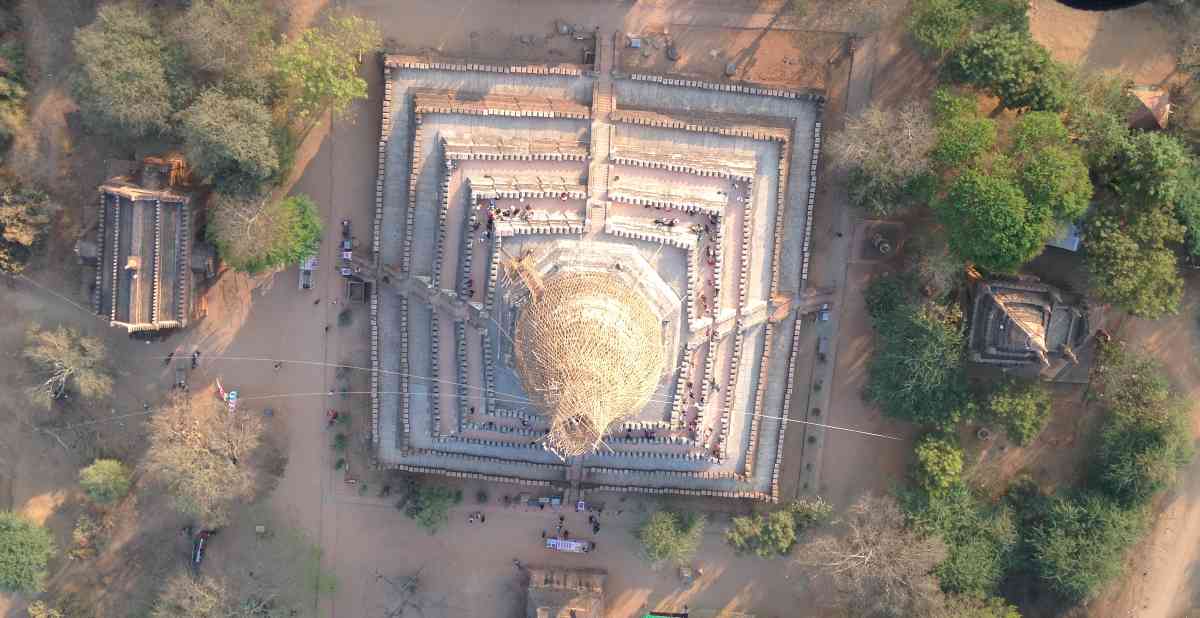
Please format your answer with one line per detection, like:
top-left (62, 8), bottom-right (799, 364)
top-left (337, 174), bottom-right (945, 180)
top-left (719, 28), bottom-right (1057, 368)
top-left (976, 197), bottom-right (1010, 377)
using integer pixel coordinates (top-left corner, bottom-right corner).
top-left (1029, 0), bottom-right (1181, 86)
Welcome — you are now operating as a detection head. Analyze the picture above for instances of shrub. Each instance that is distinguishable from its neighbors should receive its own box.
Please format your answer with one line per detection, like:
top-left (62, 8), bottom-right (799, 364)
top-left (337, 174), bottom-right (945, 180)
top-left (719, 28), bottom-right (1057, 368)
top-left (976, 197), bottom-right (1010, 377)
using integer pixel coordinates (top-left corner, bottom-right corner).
top-left (69, 514), bottom-right (104, 560)
top-left (985, 379), bottom-right (1052, 445)
top-left (79, 459), bottom-right (132, 504)
top-left (332, 433), bottom-right (348, 451)
top-left (637, 511), bottom-right (706, 566)
top-left (726, 510), bottom-right (796, 558)
top-left (403, 483), bottom-right (462, 533)
top-left (0, 511), bottom-right (55, 593)
top-left (913, 434), bottom-right (964, 494)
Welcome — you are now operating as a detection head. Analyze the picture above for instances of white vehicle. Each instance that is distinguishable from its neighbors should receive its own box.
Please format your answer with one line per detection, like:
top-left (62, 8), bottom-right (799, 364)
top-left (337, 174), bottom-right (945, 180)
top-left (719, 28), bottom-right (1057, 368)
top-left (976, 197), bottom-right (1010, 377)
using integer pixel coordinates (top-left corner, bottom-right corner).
top-left (545, 538), bottom-right (594, 553)
top-left (299, 255), bottom-right (319, 290)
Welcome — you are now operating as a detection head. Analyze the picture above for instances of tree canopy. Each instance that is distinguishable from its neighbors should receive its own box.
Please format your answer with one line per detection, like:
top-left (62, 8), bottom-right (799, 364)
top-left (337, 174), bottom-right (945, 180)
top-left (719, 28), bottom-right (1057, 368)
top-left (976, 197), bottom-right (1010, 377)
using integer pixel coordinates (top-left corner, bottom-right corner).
top-left (637, 511), bottom-right (705, 566)
top-left (864, 276), bottom-right (972, 429)
top-left (79, 459), bottom-right (132, 504)
top-left (0, 511), bottom-right (55, 594)
top-left (931, 89), bottom-right (997, 170)
top-left (275, 14), bottom-right (381, 118)
top-left (985, 378), bottom-right (1052, 445)
top-left (946, 24), bottom-right (1068, 111)
top-left (936, 170), bottom-right (1047, 273)
top-left (401, 483), bottom-right (462, 533)
top-left (1026, 491), bottom-right (1144, 603)
top-left (1091, 344), bottom-right (1193, 507)
top-left (72, 4), bottom-right (176, 135)
top-left (902, 482), bottom-right (1018, 598)
top-left (208, 192), bottom-right (322, 273)
top-left (178, 89), bottom-right (280, 191)
top-left (23, 324), bottom-right (112, 408)
top-left (1084, 205), bottom-right (1184, 318)
top-left (169, 0), bottom-right (275, 100)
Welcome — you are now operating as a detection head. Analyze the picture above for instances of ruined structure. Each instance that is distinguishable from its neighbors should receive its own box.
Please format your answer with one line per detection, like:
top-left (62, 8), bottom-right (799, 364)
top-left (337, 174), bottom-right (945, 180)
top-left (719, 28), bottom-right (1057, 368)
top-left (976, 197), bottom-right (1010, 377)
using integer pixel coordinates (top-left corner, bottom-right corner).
top-left (92, 157), bottom-right (195, 333)
top-left (968, 279), bottom-right (1087, 369)
top-left (525, 567), bottom-right (605, 618)
top-left (368, 30), bottom-right (825, 501)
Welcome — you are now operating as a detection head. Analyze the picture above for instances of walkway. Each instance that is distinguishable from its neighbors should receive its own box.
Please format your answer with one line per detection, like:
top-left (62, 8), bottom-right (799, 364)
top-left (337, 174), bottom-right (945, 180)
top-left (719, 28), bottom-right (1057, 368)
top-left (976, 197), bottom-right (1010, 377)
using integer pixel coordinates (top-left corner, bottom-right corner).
top-left (585, 31), bottom-right (615, 234)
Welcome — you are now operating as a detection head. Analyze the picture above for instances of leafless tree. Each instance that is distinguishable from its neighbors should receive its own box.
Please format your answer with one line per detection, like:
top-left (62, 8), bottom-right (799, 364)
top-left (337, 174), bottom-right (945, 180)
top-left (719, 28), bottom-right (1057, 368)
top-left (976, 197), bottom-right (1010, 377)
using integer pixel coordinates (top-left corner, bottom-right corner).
top-left (796, 494), bottom-right (947, 617)
top-left (145, 394), bottom-right (262, 525)
top-left (826, 102), bottom-right (936, 215)
top-left (23, 324), bottom-right (113, 408)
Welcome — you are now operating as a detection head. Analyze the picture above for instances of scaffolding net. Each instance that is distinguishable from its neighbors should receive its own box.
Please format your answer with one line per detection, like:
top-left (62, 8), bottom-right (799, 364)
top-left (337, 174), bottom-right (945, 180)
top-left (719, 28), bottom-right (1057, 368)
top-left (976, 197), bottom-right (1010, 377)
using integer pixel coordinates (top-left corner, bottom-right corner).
top-left (514, 271), bottom-right (664, 456)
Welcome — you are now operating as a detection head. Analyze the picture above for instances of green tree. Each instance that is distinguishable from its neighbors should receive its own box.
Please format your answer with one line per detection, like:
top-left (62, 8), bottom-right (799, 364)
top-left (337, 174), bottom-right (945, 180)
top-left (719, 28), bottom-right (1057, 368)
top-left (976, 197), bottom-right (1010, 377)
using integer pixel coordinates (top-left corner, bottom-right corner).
top-left (1114, 132), bottom-right (1196, 208)
top-left (1084, 207), bottom-right (1183, 318)
top-left (999, 111), bottom-right (1092, 223)
top-left (936, 170), bottom-right (1047, 272)
top-left (946, 25), bottom-right (1068, 111)
top-left (178, 89), bottom-right (280, 191)
top-left (914, 434), bottom-right (964, 494)
top-left (1027, 491), bottom-right (1144, 602)
top-left (0, 511), bottom-right (55, 594)
top-left (402, 483), bottom-right (462, 533)
top-left (985, 379), bottom-right (1052, 445)
top-left (931, 88), bottom-right (997, 170)
top-left (169, 0), bottom-right (275, 100)
top-left (864, 288), bottom-right (972, 429)
top-left (903, 482), bottom-right (1018, 598)
top-left (79, 458), bottom-right (132, 504)
top-left (827, 102), bottom-right (936, 216)
top-left (72, 4), bottom-right (176, 135)
top-left (908, 0), bottom-right (975, 57)
top-left (208, 193), bottom-right (322, 273)
top-left (0, 177), bottom-right (55, 273)
top-left (1063, 70), bottom-right (1134, 169)
top-left (726, 511), bottom-right (796, 558)
top-left (23, 324), bottom-right (113, 408)
top-left (275, 15), bottom-right (381, 119)
top-left (637, 511), bottom-right (705, 566)
top-left (1019, 145), bottom-right (1093, 223)
top-left (1174, 169), bottom-right (1200, 257)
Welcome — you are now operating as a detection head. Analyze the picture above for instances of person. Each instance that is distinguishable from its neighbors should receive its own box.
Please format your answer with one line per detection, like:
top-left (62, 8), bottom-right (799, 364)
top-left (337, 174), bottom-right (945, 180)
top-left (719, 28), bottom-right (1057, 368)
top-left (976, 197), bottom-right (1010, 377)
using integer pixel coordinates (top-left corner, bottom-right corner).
top-left (274, 361), bottom-right (282, 371)
top-left (163, 351), bottom-right (174, 366)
